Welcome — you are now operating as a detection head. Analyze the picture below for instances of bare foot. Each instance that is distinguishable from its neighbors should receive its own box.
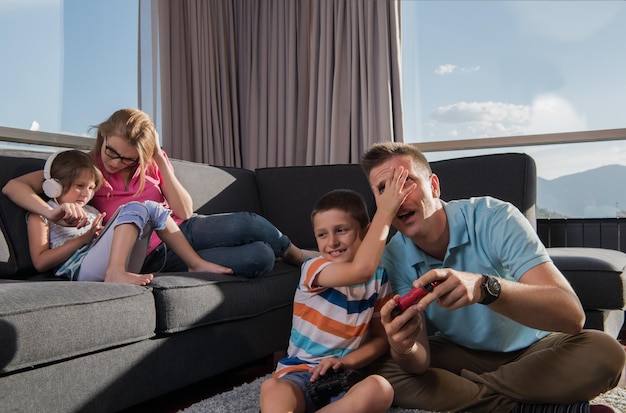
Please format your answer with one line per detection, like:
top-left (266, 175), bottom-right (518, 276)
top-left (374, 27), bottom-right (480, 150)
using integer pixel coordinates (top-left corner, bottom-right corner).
top-left (189, 260), bottom-right (233, 275)
top-left (283, 244), bottom-right (319, 266)
top-left (104, 269), bottom-right (154, 285)
top-left (301, 249), bottom-right (320, 261)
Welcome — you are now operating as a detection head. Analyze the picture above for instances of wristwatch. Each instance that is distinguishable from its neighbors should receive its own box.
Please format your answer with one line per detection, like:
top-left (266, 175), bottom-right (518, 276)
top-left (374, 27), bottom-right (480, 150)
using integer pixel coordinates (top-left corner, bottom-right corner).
top-left (479, 274), bottom-right (501, 305)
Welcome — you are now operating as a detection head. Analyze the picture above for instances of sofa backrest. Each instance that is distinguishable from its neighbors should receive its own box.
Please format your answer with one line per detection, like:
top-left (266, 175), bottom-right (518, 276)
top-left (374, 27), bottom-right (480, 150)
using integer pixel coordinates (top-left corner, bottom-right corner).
top-left (254, 153), bottom-right (537, 250)
top-left (0, 150), bottom-right (537, 279)
top-left (171, 159), bottom-right (263, 216)
top-left (430, 152), bottom-right (537, 230)
top-left (0, 154), bottom-right (47, 278)
top-left (255, 164), bottom-right (376, 250)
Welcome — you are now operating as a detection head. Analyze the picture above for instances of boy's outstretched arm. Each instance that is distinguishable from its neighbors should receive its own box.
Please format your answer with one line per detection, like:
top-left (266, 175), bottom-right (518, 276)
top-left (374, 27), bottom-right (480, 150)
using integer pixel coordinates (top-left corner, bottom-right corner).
top-left (316, 167), bottom-right (416, 287)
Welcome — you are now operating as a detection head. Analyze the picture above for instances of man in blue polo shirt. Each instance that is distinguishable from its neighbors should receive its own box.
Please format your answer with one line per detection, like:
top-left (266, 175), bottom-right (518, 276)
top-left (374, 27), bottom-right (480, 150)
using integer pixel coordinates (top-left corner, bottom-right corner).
top-left (361, 142), bottom-right (624, 413)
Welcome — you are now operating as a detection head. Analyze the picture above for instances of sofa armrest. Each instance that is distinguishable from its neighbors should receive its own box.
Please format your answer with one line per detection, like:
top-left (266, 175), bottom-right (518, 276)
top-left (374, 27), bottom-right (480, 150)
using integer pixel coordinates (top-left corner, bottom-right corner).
top-left (547, 247), bottom-right (626, 311)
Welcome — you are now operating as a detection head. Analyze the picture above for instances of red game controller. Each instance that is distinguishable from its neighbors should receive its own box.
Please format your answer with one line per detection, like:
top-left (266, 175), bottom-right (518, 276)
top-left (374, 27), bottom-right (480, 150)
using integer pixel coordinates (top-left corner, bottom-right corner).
top-left (391, 281), bottom-right (440, 317)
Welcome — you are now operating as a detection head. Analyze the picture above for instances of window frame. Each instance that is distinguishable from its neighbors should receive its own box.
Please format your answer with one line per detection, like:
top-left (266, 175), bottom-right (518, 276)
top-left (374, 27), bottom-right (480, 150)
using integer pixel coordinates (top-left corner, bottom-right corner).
top-left (2, 125), bottom-right (624, 154)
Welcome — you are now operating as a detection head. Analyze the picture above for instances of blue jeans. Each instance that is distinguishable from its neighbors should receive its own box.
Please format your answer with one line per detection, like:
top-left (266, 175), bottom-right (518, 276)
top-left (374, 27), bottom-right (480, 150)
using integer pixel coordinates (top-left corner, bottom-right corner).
top-left (142, 211), bottom-right (292, 278)
top-left (76, 201), bottom-right (170, 281)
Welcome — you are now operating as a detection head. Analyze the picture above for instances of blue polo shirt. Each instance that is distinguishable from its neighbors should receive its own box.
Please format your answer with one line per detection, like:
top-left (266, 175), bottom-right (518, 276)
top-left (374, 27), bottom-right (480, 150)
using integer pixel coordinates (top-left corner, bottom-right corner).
top-left (382, 196), bottom-right (550, 352)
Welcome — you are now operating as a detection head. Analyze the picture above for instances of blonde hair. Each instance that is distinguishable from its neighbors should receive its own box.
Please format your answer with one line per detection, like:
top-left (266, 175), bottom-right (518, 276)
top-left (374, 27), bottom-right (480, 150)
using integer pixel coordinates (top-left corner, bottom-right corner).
top-left (91, 108), bottom-right (157, 195)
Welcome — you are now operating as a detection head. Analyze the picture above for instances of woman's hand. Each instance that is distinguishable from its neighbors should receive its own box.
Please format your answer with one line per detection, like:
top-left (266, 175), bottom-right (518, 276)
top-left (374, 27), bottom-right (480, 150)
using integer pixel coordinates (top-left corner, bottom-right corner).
top-left (47, 203), bottom-right (91, 229)
top-left (151, 132), bottom-right (195, 220)
top-left (153, 131), bottom-right (165, 161)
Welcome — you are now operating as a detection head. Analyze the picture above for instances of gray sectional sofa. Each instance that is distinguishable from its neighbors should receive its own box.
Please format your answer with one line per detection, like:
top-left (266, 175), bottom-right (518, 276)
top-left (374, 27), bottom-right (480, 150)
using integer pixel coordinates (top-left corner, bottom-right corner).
top-left (1, 150), bottom-right (624, 413)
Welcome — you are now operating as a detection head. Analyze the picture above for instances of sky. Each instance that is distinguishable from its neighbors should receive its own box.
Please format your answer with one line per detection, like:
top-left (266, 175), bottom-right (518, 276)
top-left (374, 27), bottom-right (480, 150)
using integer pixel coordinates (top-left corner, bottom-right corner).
top-left (402, 1), bottom-right (626, 179)
top-left (0, 0), bottom-right (138, 137)
top-left (0, 1), bottom-right (624, 180)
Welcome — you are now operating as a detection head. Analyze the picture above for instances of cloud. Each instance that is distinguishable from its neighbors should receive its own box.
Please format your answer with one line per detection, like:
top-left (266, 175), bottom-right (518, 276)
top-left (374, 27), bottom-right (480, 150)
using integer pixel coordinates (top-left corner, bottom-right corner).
top-left (526, 94), bottom-right (587, 134)
top-left (428, 94), bottom-right (586, 139)
top-left (435, 64), bottom-right (456, 75)
top-left (435, 64), bottom-right (480, 75)
top-left (431, 101), bottom-right (529, 125)
top-left (30, 121), bottom-right (40, 131)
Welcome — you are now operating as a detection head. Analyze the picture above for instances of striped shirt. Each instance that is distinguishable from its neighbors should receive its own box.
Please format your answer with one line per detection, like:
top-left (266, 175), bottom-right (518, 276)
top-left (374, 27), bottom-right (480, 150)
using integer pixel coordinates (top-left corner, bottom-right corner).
top-left (274, 256), bottom-right (391, 378)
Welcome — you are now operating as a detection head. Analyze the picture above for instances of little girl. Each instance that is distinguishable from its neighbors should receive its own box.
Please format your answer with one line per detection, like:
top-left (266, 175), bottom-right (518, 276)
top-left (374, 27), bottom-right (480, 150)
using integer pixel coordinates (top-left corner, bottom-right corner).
top-left (27, 149), bottom-right (232, 285)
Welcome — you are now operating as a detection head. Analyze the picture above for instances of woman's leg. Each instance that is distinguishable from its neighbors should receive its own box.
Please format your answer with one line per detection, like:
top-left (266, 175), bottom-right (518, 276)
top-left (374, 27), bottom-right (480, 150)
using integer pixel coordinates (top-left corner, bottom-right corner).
top-left (183, 212), bottom-right (292, 255)
top-left (160, 240), bottom-right (276, 278)
top-left (161, 212), bottom-right (313, 277)
top-left (155, 215), bottom-right (233, 274)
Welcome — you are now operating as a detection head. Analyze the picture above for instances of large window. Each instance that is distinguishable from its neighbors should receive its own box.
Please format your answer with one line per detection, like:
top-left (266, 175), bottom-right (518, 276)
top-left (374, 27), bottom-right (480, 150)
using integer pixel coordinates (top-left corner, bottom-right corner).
top-left (0, 0), bottom-right (138, 138)
top-left (402, 1), bottom-right (626, 218)
top-left (1, 1), bottom-right (624, 218)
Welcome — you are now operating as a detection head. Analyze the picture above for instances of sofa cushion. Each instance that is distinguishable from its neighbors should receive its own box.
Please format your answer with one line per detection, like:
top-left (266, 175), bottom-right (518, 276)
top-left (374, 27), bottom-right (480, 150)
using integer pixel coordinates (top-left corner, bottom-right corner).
top-left (547, 247), bottom-right (626, 310)
top-left (149, 262), bottom-right (299, 334)
top-left (0, 281), bottom-right (156, 375)
top-left (255, 164), bottom-right (376, 250)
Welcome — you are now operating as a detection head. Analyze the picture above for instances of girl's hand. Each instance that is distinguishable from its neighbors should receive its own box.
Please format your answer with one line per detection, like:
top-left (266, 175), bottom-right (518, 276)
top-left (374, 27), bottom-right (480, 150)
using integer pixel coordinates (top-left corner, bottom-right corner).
top-left (79, 213), bottom-right (106, 245)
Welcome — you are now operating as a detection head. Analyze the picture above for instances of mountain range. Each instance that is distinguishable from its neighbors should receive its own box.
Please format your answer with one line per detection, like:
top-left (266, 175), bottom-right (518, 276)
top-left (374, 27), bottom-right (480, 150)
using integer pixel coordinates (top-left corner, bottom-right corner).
top-left (537, 164), bottom-right (626, 218)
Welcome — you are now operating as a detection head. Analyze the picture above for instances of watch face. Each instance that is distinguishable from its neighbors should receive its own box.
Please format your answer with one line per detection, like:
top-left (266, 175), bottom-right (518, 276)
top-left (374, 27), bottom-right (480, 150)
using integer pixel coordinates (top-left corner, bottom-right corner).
top-left (486, 277), bottom-right (501, 296)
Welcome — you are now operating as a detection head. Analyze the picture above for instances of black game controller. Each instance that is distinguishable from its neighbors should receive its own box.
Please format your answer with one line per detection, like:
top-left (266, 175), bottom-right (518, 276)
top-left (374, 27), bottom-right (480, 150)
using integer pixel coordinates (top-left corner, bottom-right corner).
top-left (306, 369), bottom-right (366, 408)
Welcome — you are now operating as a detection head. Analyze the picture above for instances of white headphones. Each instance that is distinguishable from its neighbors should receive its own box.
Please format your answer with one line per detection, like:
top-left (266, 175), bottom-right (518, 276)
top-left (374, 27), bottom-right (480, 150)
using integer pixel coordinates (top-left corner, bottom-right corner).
top-left (43, 150), bottom-right (70, 199)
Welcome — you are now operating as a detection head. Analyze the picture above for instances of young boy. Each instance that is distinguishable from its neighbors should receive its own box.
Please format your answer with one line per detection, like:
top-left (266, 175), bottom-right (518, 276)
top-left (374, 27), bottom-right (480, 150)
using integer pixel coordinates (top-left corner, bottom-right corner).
top-left (27, 150), bottom-right (232, 285)
top-left (259, 166), bottom-right (416, 413)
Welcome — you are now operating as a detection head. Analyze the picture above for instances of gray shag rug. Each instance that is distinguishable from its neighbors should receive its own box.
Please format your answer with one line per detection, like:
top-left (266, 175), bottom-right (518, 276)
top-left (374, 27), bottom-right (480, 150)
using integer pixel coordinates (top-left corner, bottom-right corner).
top-left (178, 374), bottom-right (626, 413)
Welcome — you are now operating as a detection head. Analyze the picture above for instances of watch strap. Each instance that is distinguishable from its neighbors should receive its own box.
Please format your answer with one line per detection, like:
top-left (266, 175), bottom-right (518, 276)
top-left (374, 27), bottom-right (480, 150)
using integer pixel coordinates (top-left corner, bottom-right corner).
top-left (479, 274), bottom-right (500, 305)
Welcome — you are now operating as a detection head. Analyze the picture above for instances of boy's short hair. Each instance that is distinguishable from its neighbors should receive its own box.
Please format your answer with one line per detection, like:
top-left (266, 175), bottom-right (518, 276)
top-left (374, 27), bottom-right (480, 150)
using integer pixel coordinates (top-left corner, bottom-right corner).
top-left (311, 189), bottom-right (370, 230)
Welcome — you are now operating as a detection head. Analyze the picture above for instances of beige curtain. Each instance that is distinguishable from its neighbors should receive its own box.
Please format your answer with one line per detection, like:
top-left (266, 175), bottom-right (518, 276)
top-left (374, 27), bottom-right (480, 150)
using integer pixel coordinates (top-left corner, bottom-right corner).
top-left (155, 0), bottom-right (243, 166)
top-left (306, 0), bottom-right (404, 165)
top-left (152, 0), bottom-right (403, 169)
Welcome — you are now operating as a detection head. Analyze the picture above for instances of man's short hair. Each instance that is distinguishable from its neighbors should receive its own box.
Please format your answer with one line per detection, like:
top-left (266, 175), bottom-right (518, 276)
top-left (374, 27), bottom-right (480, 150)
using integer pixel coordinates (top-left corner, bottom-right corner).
top-left (360, 142), bottom-right (431, 177)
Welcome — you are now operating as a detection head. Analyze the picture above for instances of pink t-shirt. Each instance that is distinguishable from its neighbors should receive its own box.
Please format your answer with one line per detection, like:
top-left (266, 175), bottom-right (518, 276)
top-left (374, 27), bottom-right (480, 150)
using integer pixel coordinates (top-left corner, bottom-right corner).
top-left (91, 151), bottom-right (184, 254)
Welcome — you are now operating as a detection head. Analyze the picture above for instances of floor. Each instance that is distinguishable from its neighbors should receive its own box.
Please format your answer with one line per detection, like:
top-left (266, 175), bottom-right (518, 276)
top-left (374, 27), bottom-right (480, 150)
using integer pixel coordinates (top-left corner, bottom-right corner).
top-left (119, 354), bottom-right (276, 413)
top-left (123, 332), bottom-right (626, 413)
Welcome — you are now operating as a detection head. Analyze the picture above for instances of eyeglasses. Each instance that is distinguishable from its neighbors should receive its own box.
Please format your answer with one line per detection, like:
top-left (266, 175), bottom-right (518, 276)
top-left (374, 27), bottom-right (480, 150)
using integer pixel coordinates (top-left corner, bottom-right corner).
top-left (103, 136), bottom-right (139, 167)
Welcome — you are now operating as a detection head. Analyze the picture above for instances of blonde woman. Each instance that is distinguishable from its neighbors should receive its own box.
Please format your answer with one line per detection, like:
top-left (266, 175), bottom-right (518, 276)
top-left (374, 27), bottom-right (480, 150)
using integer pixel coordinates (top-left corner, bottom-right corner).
top-left (3, 108), bottom-right (314, 278)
